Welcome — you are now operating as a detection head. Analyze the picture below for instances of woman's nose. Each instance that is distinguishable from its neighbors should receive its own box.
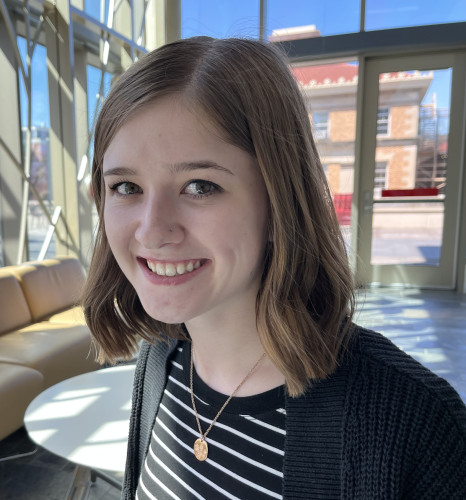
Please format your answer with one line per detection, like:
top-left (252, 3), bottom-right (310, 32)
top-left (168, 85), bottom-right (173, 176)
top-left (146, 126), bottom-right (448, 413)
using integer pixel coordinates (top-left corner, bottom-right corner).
top-left (134, 194), bottom-right (184, 249)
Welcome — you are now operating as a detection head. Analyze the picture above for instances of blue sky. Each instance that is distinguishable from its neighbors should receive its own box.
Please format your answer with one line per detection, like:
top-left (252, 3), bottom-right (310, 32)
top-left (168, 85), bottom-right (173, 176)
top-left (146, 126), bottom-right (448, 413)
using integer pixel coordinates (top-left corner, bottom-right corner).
top-left (18, 37), bottom-right (50, 128)
top-left (19, 0), bottom-right (465, 128)
top-left (180, 0), bottom-right (361, 38)
top-left (181, 0), bottom-right (466, 37)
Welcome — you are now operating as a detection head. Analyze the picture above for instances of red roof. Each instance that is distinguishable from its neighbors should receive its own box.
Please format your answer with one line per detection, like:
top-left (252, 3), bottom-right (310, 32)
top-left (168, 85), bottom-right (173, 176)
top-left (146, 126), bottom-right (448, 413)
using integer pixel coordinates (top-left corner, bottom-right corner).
top-left (292, 63), bottom-right (358, 85)
top-left (292, 65), bottom-right (431, 87)
top-left (437, 141), bottom-right (448, 154)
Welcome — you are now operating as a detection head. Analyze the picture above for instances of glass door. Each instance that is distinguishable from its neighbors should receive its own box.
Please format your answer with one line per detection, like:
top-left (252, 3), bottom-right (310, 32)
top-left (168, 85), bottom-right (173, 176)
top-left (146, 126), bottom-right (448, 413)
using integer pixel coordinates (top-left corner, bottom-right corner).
top-left (292, 59), bottom-right (359, 255)
top-left (356, 52), bottom-right (466, 288)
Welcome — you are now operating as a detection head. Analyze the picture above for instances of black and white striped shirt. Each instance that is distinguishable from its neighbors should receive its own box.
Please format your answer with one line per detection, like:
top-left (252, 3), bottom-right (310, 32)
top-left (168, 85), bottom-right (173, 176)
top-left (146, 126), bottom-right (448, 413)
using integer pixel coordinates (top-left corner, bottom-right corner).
top-left (136, 344), bottom-right (286, 499)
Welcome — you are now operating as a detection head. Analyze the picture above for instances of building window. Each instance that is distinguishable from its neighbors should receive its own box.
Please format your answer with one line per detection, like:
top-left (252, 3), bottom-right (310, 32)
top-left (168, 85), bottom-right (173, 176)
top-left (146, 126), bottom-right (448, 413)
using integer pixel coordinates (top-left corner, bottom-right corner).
top-left (377, 108), bottom-right (389, 136)
top-left (374, 161), bottom-right (388, 198)
top-left (312, 111), bottom-right (329, 140)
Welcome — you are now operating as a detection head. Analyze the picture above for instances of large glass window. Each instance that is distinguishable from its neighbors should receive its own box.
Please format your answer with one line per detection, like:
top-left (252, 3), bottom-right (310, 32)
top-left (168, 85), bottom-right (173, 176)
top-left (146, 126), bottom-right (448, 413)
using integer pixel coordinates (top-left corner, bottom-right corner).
top-left (182, 0), bottom-right (260, 38)
top-left (365, 0), bottom-right (466, 31)
top-left (86, 65), bottom-right (114, 232)
top-left (181, 0), bottom-right (466, 39)
top-left (84, 0), bottom-right (109, 23)
top-left (0, 0), bottom-right (157, 267)
top-left (292, 60), bottom-right (359, 251)
top-left (17, 36), bottom-right (53, 261)
top-left (267, 0), bottom-right (360, 39)
top-left (84, 0), bottom-right (143, 40)
top-left (371, 68), bottom-right (452, 266)
top-left (87, 65), bottom-right (113, 155)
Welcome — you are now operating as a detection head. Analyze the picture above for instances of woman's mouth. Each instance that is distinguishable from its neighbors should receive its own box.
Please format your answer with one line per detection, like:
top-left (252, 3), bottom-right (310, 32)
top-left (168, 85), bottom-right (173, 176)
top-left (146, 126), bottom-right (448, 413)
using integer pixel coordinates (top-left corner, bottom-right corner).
top-left (145, 259), bottom-right (202, 277)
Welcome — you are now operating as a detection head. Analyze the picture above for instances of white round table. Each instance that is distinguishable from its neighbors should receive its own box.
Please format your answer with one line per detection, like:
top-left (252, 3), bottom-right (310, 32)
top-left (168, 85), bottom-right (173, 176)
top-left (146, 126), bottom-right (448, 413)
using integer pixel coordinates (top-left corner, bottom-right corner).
top-left (25, 364), bottom-right (135, 498)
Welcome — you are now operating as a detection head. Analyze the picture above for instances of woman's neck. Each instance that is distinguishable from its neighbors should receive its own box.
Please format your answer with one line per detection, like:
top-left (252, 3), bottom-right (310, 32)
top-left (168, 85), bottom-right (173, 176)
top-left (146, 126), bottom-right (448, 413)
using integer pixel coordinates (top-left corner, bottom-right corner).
top-left (185, 316), bottom-right (285, 396)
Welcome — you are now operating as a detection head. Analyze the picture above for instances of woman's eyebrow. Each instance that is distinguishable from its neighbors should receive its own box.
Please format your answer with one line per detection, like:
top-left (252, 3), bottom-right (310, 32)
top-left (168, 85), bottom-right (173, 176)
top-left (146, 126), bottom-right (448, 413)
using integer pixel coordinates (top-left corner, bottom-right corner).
top-left (103, 167), bottom-right (137, 177)
top-left (103, 162), bottom-right (234, 177)
top-left (170, 161), bottom-right (234, 176)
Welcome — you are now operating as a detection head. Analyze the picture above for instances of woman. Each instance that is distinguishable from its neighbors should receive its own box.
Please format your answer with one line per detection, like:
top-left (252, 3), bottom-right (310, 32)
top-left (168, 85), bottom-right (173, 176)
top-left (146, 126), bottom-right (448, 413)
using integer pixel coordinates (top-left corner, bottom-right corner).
top-left (82, 37), bottom-right (466, 499)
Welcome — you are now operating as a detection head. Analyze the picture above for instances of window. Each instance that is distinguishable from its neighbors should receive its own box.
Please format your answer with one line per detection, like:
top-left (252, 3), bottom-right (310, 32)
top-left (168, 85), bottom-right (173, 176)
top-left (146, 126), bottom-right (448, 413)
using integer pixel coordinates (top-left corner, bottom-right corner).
top-left (267, 0), bottom-right (360, 38)
top-left (377, 108), bottom-right (389, 136)
top-left (182, 0), bottom-right (260, 38)
top-left (365, 0), bottom-right (466, 31)
top-left (312, 111), bottom-right (329, 140)
top-left (374, 161), bottom-right (388, 198)
top-left (17, 37), bottom-right (53, 260)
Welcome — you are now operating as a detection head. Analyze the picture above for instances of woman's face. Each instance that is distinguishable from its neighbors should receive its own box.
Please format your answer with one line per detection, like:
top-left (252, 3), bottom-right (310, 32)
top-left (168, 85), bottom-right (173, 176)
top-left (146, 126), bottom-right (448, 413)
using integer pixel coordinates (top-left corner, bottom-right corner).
top-left (102, 96), bottom-right (269, 326)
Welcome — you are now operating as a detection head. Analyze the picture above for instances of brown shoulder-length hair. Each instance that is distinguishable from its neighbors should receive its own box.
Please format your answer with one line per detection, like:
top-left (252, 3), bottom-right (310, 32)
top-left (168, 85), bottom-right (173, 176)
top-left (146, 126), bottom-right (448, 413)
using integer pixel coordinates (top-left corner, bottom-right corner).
top-left (82, 36), bottom-right (355, 397)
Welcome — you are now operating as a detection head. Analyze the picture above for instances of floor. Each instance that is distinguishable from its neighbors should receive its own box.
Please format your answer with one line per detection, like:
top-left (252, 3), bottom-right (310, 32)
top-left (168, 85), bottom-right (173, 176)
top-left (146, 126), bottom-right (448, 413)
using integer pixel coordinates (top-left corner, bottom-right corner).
top-left (0, 428), bottom-right (123, 500)
top-left (0, 288), bottom-right (465, 500)
top-left (354, 287), bottom-right (466, 402)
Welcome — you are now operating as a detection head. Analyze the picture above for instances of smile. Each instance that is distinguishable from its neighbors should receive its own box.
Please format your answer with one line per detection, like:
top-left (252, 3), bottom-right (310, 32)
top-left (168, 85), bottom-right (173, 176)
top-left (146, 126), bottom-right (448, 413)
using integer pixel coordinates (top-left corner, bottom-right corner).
top-left (145, 259), bottom-right (202, 277)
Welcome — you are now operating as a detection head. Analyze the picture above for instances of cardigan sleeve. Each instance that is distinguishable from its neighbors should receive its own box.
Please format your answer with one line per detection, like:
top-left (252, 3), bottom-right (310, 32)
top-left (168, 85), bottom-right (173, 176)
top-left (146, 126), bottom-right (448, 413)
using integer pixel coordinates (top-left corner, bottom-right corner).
top-left (341, 327), bottom-right (466, 499)
top-left (402, 378), bottom-right (466, 499)
top-left (121, 338), bottom-right (178, 500)
top-left (121, 341), bottom-right (151, 500)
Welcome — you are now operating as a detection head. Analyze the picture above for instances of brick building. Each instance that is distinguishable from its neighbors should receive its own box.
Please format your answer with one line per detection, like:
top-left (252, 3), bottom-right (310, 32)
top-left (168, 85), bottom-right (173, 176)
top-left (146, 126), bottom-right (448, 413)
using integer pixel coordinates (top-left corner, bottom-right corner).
top-left (292, 64), bottom-right (438, 199)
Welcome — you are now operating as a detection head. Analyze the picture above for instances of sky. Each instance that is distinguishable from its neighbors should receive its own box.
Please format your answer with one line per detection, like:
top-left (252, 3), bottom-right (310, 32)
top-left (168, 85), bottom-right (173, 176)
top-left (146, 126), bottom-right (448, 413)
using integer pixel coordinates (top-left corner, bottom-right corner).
top-left (18, 0), bottom-right (466, 129)
top-left (181, 0), bottom-right (466, 37)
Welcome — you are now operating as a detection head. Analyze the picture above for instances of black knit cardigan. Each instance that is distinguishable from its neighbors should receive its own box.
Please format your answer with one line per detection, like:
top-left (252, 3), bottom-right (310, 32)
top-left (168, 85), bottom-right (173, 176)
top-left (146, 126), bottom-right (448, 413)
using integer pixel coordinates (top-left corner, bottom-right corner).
top-left (121, 326), bottom-right (466, 499)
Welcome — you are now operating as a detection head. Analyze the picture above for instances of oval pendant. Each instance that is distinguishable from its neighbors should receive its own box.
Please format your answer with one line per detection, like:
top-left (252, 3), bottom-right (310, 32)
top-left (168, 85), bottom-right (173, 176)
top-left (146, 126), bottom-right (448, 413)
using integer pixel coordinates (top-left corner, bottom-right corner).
top-left (194, 438), bottom-right (208, 461)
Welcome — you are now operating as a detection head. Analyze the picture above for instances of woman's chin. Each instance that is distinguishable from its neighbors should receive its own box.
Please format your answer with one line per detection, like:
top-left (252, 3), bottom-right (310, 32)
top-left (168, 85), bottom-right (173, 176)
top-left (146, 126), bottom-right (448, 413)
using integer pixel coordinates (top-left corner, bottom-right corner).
top-left (140, 303), bottom-right (190, 325)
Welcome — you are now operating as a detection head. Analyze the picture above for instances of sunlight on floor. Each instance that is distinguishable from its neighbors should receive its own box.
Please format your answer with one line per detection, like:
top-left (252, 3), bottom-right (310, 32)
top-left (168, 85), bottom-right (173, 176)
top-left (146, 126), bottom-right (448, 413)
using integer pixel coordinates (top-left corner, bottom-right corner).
top-left (355, 288), bottom-right (466, 401)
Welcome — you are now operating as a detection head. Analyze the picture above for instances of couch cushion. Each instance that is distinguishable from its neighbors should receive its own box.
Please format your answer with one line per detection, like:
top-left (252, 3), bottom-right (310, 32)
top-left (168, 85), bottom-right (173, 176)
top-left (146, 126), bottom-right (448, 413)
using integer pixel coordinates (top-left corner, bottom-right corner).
top-left (47, 306), bottom-right (86, 324)
top-left (0, 322), bottom-right (99, 388)
top-left (12, 257), bottom-right (86, 322)
top-left (0, 363), bottom-right (44, 440)
top-left (0, 268), bottom-right (32, 335)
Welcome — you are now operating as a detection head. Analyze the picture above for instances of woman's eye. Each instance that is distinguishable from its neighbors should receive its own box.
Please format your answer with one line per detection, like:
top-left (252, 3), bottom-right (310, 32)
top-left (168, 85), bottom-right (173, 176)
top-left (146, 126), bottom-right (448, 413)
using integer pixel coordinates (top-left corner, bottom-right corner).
top-left (110, 181), bottom-right (141, 196)
top-left (183, 180), bottom-right (221, 198)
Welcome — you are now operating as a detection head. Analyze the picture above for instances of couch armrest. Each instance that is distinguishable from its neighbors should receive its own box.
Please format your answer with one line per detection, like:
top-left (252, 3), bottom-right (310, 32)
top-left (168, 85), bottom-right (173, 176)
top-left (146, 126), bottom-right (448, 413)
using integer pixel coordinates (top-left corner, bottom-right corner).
top-left (0, 268), bottom-right (32, 335)
top-left (12, 257), bottom-right (86, 322)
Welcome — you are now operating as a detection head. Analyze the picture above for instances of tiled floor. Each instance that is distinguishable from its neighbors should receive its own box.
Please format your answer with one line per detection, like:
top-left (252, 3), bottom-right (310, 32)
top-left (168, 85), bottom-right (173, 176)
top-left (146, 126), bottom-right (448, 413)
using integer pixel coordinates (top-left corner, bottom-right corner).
top-left (0, 426), bottom-right (123, 499)
top-left (354, 288), bottom-right (466, 402)
top-left (0, 288), bottom-right (465, 499)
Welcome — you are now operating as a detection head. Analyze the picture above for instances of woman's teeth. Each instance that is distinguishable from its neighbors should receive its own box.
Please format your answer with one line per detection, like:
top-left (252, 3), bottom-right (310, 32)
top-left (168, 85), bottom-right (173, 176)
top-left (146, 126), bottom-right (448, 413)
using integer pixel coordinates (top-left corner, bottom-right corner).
top-left (146, 260), bottom-right (201, 276)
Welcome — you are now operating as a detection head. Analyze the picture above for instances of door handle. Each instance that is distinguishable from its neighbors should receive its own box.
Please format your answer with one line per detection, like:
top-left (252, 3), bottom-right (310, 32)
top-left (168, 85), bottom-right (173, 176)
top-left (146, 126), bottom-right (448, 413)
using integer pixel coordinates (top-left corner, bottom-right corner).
top-left (363, 190), bottom-right (373, 214)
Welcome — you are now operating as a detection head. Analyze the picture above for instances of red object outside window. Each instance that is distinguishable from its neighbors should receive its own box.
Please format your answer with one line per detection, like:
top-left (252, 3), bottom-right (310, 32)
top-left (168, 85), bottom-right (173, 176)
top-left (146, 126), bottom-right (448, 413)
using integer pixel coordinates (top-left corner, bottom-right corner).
top-left (381, 188), bottom-right (439, 197)
top-left (333, 194), bottom-right (352, 225)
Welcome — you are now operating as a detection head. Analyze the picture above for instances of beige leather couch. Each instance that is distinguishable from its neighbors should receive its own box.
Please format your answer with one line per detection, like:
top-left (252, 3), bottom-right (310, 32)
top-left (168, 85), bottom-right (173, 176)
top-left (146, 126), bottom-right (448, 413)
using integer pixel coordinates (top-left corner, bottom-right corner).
top-left (0, 256), bottom-right (100, 440)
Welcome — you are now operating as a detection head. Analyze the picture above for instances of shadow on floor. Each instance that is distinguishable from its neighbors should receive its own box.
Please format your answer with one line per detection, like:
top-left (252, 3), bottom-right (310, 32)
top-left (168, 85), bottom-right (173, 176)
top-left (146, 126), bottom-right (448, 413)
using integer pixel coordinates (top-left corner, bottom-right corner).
top-left (0, 427), bottom-right (122, 500)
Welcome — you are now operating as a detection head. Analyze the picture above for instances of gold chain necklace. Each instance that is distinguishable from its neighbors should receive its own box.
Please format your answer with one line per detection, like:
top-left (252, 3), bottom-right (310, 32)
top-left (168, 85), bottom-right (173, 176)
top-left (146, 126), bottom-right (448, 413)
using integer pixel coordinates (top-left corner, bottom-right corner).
top-left (190, 342), bottom-right (266, 461)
